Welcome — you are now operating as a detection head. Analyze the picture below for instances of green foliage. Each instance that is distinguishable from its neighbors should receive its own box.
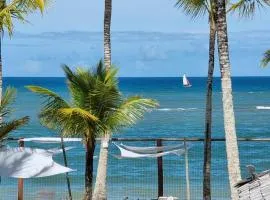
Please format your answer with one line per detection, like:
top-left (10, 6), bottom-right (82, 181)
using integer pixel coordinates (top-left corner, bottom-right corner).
top-left (175, 0), bottom-right (270, 22)
top-left (0, 87), bottom-right (29, 142)
top-left (27, 61), bottom-right (158, 140)
top-left (261, 49), bottom-right (270, 67)
top-left (0, 0), bottom-right (47, 36)
top-left (175, 0), bottom-right (208, 20)
top-left (228, 0), bottom-right (270, 18)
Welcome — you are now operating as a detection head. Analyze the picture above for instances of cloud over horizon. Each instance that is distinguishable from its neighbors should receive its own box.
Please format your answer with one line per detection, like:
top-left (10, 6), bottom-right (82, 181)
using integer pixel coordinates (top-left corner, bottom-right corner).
top-left (2, 31), bottom-right (270, 77)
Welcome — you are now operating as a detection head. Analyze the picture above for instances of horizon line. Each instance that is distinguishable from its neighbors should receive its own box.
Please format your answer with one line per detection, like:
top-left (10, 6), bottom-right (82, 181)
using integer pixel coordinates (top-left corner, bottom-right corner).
top-left (13, 29), bottom-right (270, 35)
top-left (3, 76), bottom-right (270, 78)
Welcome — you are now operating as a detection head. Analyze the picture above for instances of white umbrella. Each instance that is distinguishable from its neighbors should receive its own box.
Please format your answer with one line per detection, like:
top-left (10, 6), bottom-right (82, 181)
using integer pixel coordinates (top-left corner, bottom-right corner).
top-left (0, 147), bottom-right (74, 178)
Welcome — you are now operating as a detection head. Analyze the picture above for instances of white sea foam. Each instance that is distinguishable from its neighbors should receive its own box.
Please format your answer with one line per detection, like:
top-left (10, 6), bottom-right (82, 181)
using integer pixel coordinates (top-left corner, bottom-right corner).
top-left (156, 108), bottom-right (198, 111)
top-left (256, 106), bottom-right (270, 110)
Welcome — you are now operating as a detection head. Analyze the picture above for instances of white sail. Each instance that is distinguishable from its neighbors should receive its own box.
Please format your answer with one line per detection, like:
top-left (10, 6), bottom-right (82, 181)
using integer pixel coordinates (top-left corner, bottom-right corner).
top-left (183, 74), bottom-right (191, 87)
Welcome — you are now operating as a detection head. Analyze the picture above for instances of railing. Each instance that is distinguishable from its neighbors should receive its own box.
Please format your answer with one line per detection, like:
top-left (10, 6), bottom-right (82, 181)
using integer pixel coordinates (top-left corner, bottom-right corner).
top-left (1, 137), bottom-right (270, 200)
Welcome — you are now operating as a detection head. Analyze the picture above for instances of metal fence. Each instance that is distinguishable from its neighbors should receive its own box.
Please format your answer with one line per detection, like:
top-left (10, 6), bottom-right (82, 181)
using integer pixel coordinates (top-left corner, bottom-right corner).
top-left (1, 137), bottom-right (270, 200)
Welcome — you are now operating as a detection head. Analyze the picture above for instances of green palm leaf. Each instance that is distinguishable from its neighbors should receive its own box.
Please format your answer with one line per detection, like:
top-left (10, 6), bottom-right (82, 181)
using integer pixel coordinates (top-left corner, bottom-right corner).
top-left (0, 88), bottom-right (29, 142)
top-left (0, 116), bottom-right (29, 140)
top-left (107, 96), bottom-right (159, 131)
top-left (261, 49), bottom-right (270, 67)
top-left (59, 108), bottom-right (98, 122)
top-left (0, 0), bottom-right (47, 36)
top-left (28, 61), bottom-right (158, 138)
top-left (0, 87), bottom-right (16, 117)
top-left (228, 0), bottom-right (270, 18)
top-left (175, 0), bottom-right (208, 19)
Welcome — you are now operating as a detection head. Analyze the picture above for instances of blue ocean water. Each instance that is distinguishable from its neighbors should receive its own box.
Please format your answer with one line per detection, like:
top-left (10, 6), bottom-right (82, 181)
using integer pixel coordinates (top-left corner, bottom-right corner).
top-left (1, 77), bottom-right (270, 200)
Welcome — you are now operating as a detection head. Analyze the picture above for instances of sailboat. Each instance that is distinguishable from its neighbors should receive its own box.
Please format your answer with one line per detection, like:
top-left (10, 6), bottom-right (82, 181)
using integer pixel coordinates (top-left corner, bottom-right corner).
top-left (183, 74), bottom-right (192, 88)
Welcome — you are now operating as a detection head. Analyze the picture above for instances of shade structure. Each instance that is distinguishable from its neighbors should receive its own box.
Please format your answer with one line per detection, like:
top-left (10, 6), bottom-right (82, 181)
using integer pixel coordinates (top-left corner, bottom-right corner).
top-left (0, 147), bottom-right (74, 178)
top-left (21, 137), bottom-right (82, 143)
top-left (118, 143), bottom-right (186, 154)
top-left (113, 143), bottom-right (187, 158)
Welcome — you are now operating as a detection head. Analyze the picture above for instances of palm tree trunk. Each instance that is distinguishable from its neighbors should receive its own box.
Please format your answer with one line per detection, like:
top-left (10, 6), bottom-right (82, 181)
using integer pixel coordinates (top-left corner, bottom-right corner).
top-left (60, 136), bottom-right (72, 200)
top-left (92, 135), bottom-right (110, 200)
top-left (84, 139), bottom-right (95, 200)
top-left (104, 0), bottom-right (112, 69)
top-left (203, 20), bottom-right (216, 200)
top-left (215, 0), bottom-right (241, 199)
top-left (93, 0), bottom-right (112, 198)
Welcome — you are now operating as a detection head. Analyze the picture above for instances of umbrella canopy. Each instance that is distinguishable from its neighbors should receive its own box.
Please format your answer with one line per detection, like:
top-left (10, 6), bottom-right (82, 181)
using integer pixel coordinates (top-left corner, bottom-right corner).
top-left (0, 147), bottom-right (74, 178)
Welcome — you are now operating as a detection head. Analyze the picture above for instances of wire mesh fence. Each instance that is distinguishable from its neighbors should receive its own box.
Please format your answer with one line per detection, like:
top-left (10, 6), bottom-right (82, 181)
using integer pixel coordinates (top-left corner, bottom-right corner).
top-left (0, 138), bottom-right (269, 200)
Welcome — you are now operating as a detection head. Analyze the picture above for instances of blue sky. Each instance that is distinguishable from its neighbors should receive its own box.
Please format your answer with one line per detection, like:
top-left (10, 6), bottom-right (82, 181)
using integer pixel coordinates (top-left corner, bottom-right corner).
top-left (15, 0), bottom-right (270, 33)
top-left (4, 0), bottom-right (270, 77)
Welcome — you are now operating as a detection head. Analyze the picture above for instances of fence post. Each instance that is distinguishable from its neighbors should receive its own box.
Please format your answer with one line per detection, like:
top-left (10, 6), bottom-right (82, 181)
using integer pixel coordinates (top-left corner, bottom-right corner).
top-left (184, 139), bottom-right (190, 200)
top-left (18, 139), bottom-right (24, 200)
top-left (157, 139), bottom-right (163, 197)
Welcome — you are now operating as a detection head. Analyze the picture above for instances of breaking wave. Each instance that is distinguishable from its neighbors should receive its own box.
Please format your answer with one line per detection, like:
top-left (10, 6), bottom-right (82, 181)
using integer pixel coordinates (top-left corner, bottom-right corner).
top-left (156, 108), bottom-right (198, 111)
top-left (256, 106), bottom-right (270, 110)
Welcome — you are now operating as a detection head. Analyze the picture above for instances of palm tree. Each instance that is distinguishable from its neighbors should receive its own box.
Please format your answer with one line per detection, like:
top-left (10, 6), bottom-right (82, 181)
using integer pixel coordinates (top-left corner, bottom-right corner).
top-left (175, 0), bottom-right (217, 198)
top-left (27, 65), bottom-right (99, 200)
top-left (0, 87), bottom-right (29, 143)
top-left (104, 0), bottom-right (112, 69)
top-left (261, 50), bottom-right (270, 67)
top-left (0, 0), bottom-right (46, 119)
top-left (91, 64), bottom-right (158, 200)
top-left (176, 0), bottom-right (270, 198)
top-left (27, 62), bottom-right (158, 200)
top-left (215, 0), bottom-right (241, 199)
top-left (92, 1), bottom-right (113, 199)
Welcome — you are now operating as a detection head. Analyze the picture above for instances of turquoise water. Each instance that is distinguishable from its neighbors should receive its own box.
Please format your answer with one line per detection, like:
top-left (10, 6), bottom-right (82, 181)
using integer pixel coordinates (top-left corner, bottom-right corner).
top-left (1, 77), bottom-right (270, 199)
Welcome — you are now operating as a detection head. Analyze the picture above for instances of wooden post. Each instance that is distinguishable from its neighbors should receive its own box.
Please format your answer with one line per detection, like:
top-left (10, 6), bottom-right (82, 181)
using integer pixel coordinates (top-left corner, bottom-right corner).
top-left (157, 139), bottom-right (164, 198)
top-left (184, 139), bottom-right (191, 200)
top-left (18, 140), bottom-right (24, 200)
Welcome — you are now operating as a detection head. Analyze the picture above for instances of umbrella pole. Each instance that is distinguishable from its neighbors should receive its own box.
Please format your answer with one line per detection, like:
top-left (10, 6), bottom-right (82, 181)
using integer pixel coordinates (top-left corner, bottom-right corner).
top-left (60, 136), bottom-right (72, 200)
top-left (184, 139), bottom-right (191, 200)
top-left (18, 140), bottom-right (24, 200)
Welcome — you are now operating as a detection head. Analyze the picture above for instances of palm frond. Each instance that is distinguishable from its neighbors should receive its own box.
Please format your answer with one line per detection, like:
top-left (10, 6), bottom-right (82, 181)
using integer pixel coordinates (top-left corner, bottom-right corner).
top-left (0, 116), bottom-right (29, 141)
top-left (26, 85), bottom-right (72, 130)
top-left (26, 85), bottom-right (67, 101)
top-left (228, 0), bottom-right (270, 18)
top-left (29, 61), bottom-right (159, 140)
top-left (261, 49), bottom-right (270, 67)
top-left (26, 85), bottom-right (69, 109)
top-left (0, 87), bottom-right (16, 118)
top-left (0, 0), bottom-right (47, 36)
top-left (175, 0), bottom-right (208, 19)
top-left (104, 67), bottom-right (118, 86)
top-left (107, 96), bottom-right (158, 131)
top-left (62, 65), bottom-right (95, 109)
top-left (59, 108), bottom-right (98, 122)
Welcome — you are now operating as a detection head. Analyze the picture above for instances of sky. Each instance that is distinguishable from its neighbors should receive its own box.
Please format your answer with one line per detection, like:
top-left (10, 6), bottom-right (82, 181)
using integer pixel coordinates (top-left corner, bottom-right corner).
top-left (15, 0), bottom-right (270, 33)
top-left (3, 0), bottom-right (270, 77)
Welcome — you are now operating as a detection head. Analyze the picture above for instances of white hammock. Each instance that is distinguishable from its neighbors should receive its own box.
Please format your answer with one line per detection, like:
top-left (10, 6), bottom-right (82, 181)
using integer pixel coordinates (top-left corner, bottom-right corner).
top-left (0, 147), bottom-right (74, 178)
top-left (21, 137), bottom-right (82, 143)
top-left (113, 143), bottom-right (187, 159)
top-left (118, 143), bottom-right (186, 154)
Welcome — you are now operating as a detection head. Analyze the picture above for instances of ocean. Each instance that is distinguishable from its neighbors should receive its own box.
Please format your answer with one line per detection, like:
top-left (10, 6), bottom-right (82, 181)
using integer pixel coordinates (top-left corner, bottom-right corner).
top-left (1, 77), bottom-right (270, 200)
